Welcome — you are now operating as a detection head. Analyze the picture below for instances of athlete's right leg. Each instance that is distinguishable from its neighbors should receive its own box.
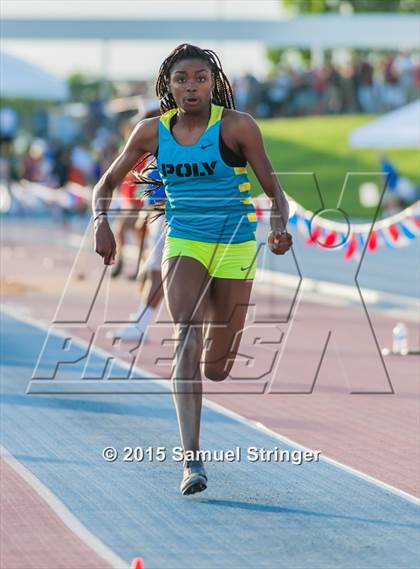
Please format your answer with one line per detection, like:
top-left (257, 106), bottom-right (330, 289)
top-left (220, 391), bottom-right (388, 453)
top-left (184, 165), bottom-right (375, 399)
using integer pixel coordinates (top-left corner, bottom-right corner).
top-left (161, 256), bottom-right (210, 454)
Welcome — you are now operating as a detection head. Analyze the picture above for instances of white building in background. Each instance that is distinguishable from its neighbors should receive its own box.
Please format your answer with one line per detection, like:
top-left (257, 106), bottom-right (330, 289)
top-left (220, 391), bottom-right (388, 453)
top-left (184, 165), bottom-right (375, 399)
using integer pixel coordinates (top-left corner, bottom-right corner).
top-left (1, 10), bottom-right (419, 80)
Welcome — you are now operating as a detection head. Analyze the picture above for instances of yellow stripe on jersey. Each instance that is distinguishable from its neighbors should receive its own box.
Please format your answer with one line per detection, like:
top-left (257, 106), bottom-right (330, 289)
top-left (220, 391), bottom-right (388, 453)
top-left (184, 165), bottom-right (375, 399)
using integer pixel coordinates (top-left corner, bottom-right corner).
top-left (160, 108), bottom-right (177, 131)
top-left (207, 104), bottom-right (224, 128)
top-left (234, 167), bottom-right (247, 175)
top-left (161, 104), bottom-right (223, 132)
top-left (247, 212), bottom-right (257, 222)
top-left (239, 182), bottom-right (251, 192)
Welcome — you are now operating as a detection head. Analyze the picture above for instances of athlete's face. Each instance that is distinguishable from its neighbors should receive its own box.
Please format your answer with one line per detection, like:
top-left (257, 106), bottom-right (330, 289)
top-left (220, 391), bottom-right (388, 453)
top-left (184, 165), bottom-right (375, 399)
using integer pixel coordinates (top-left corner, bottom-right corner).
top-left (169, 59), bottom-right (214, 112)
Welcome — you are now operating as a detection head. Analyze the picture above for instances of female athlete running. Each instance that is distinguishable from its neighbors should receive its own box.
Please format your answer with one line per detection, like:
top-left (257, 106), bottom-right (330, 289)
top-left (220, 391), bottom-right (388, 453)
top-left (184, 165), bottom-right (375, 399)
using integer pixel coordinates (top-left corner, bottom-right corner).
top-left (93, 44), bottom-right (292, 496)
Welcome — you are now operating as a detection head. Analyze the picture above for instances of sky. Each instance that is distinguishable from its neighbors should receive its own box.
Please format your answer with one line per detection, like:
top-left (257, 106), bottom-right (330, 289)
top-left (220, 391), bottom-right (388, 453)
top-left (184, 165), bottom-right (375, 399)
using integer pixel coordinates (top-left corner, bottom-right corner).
top-left (2, 0), bottom-right (285, 81)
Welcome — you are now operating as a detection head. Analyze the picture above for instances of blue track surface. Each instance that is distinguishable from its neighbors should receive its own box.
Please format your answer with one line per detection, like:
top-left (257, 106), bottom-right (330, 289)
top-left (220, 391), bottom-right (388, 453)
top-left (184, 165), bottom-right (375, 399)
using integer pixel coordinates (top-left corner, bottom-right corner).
top-left (1, 312), bottom-right (419, 569)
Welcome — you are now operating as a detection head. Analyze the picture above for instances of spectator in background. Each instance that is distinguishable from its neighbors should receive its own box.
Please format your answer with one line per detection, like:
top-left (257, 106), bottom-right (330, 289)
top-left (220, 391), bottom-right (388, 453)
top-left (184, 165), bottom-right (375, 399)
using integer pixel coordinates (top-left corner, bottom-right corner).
top-left (241, 73), bottom-right (262, 115)
top-left (324, 63), bottom-right (342, 114)
top-left (267, 69), bottom-right (292, 116)
top-left (380, 154), bottom-right (401, 213)
top-left (393, 51), bottom-right (414, 97)
top-left (91, 127), bottom-right (120, 181)
top-left (51, 142), bottom-right (71, 188)
top-left (380, 56), bottom-right (405, 111)
top-left (22, 140), bottom-right (51, 183)
top-left (412, 57), bottom-right (420, 100)
top-left (312, 66), bottom-right (328, 114)
top-left (69, 143), bottom-right (95, 186)
top-left (339, 63), bottom-right (358, 113)
top-left (380, 154), bottom-right (419, 213)
top-left (0, 107), bottom-right (18, 185)
top-left (0, 107), bottom-right (18, 144)
top-left (354, 56), bottom-right (375, 114)
top-left (233, 75), bottom-right (250, 112)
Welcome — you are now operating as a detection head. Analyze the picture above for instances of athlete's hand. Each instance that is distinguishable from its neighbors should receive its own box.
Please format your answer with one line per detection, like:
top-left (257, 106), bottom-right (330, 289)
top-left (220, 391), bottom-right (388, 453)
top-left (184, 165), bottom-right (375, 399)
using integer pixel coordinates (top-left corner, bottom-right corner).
top-left (268, 230), bottom-right (292, 255)
top-left (94, 216), bottom-right (117, 265)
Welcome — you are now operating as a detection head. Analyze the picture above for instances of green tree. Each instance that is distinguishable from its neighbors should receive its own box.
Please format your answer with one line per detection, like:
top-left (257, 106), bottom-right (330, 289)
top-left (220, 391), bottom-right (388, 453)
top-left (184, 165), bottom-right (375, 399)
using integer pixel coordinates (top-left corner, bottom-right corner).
top-left (67, 73), bottom-right (114, 103)
top-left (282, 0), bottom-right (419, 13)
top-left (266, 47), bottom-right (312, 73)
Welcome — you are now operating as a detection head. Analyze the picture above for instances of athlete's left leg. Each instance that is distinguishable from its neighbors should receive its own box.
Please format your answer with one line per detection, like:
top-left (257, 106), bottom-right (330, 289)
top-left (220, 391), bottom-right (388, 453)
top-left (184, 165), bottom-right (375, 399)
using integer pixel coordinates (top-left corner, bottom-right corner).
top-left (203, 277), bottom-right (253, 381)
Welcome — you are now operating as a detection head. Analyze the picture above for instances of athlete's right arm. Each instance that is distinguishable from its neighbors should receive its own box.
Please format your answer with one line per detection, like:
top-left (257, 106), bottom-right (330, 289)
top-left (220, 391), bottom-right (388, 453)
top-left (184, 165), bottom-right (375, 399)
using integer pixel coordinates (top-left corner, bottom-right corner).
top-left (92, 118), bottom-right (158, 265)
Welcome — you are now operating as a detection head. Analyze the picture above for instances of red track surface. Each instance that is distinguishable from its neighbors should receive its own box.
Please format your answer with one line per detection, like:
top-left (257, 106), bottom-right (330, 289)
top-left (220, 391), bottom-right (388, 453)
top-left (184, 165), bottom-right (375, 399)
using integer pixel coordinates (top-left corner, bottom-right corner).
top-left (0, 458), bottom-right (113, 569)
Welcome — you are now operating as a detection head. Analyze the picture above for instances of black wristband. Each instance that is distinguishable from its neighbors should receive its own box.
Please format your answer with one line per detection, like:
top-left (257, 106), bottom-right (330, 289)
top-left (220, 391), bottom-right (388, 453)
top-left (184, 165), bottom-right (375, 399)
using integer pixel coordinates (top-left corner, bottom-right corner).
top-left (93, 212), bottom-right (108, 222)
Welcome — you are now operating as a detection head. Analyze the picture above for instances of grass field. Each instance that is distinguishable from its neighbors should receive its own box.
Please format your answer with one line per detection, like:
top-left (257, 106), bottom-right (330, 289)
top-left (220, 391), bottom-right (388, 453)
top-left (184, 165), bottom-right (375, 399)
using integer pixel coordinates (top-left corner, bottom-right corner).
top-left (255, 115), bottom-right (420, 218)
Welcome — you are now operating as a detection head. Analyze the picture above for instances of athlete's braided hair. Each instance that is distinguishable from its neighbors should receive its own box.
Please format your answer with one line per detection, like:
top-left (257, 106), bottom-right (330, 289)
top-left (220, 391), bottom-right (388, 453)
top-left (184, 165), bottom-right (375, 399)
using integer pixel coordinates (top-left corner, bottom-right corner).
top-left (156, 43), bottom-right (235, 112)
top-left (135, 45), bottom-right (235, 222)
top-left (131, 157), bottom-right (166, 222)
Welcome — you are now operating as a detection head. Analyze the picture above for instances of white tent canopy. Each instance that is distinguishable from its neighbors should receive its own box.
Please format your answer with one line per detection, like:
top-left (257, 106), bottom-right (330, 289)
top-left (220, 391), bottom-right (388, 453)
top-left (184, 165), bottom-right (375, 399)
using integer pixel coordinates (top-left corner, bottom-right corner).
top-left (349, 100), bottom-right (420, 149)
top-left (0, 51), bottom-right (69, 101)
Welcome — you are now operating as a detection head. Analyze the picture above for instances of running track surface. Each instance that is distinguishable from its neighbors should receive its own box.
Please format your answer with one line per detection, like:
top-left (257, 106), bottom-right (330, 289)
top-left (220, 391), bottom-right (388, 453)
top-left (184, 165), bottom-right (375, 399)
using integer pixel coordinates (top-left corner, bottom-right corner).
top-left (3, 217), bottom-right (418, 299)
top-left (3, 221), bottom-right (419, 495)
top-left (1, 312), bottom-right (419, 569)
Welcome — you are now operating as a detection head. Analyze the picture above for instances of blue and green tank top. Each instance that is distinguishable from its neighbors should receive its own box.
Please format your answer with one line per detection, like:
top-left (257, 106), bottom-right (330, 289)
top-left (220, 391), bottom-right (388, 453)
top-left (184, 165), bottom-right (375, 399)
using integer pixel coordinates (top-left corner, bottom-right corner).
top-left (156, 103), bottom-right (257, 244)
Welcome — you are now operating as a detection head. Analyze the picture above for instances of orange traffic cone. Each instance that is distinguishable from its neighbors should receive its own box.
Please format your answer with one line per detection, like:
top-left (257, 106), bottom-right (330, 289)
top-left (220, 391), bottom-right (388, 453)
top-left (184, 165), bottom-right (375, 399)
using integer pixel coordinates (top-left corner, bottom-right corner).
top-left (131, 558), bottom-right (144, 569)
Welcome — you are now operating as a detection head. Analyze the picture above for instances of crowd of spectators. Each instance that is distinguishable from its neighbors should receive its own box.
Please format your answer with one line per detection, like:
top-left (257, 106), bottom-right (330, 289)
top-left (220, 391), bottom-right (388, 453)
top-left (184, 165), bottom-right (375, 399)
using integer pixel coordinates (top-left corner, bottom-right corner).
top-left (4, 129), bottom-right (119, 189)
top-left (2, 51), bottom-right (418, 192)
top-left (233, 52), bottom-right (419, 118)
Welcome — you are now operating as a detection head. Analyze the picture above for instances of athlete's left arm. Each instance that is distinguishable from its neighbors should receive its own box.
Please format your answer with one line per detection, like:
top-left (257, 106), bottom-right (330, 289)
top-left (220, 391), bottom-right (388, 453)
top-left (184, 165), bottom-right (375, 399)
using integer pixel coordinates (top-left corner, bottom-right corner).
top-left (235, 113), bottom-right (292, 254)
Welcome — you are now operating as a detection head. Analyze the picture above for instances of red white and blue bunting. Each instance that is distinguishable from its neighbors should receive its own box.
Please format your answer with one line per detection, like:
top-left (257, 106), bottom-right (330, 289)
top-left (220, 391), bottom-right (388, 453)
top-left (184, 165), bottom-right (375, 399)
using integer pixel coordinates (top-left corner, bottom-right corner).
top-left (253, 196), bottom-right (420, 261)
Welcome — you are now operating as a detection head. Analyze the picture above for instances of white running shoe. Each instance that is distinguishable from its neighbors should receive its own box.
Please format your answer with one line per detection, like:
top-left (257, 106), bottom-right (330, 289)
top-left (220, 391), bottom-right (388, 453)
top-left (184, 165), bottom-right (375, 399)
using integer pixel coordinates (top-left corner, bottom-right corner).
top-left (111, 325), bottom-right (146, 342)
top-left (129, 306), bottom-right (145, 321)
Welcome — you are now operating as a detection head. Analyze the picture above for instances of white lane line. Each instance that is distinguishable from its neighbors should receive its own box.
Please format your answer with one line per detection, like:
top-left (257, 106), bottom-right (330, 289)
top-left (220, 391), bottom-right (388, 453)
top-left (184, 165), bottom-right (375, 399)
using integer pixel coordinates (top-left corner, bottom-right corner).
top-left (3, 304), bottom-right (420, 507)
top-left (202, 401), bottom-right (420, 507)
top-left (255, 268), bottom-right (419, 313)
top-left (0, 446), bottom-right (129, 569)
